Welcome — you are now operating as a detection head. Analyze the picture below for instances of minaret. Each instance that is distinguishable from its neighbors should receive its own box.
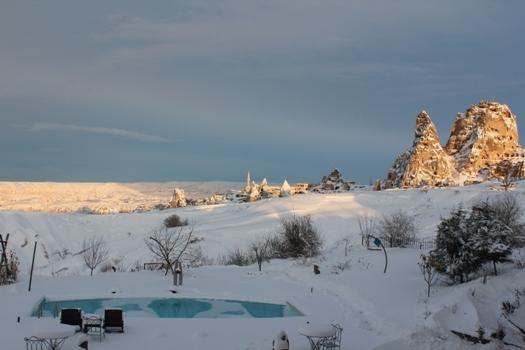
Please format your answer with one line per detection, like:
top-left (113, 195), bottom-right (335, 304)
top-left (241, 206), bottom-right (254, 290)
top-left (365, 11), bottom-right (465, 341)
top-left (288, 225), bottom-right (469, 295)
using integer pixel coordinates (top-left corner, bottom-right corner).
top-left (245, 171), bottom-right (251, 192)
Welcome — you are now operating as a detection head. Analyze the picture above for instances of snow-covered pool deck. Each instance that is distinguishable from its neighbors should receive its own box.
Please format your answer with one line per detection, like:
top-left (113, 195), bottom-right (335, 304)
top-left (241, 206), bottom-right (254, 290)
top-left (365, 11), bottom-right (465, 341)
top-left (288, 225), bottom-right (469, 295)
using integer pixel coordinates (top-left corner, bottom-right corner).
top-left (3, 248), bottom-right (525, 349)
top-left (2, 263), bottom-right (351, 350)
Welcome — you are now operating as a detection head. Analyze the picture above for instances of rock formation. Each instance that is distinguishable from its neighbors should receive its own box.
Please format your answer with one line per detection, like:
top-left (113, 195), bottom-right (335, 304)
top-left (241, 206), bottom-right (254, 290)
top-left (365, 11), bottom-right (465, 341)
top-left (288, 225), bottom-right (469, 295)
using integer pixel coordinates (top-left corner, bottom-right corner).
top-left (247, 182), bottom-right (261, 202)
top-left (313, 169), bottom-right (353, 192)
top-left (241, 172), bottom-right (310, 200)
top-left (445, 101), bottom-right (523, 179)
top-left (386, 111), bottom-right (456, 188)
top-left (169, 188), bottom-right (187, 208)
top-left (386, 101), bottom-right (525, 188)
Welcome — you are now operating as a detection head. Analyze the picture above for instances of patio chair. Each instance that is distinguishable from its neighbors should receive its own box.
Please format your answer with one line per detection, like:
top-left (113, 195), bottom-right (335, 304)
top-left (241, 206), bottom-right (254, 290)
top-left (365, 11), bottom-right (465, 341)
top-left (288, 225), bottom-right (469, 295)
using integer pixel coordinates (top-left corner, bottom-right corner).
top-left (60, 308), bottom-right (83, 332)
top-left (24, 336), bottom-right (45, 350)
top-left (83, 314), bottom-right (104, 342)
top-left (319, 324), bottom-right (342, 350)
top-left (103, 308), bottom-right (124, 333)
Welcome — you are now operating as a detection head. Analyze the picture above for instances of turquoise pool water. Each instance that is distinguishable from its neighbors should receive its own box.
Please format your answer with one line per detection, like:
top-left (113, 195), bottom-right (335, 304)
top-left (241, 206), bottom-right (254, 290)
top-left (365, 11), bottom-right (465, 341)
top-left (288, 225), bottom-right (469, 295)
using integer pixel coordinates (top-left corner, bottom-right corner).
top-left (33, 297), bottom-right (303, 318)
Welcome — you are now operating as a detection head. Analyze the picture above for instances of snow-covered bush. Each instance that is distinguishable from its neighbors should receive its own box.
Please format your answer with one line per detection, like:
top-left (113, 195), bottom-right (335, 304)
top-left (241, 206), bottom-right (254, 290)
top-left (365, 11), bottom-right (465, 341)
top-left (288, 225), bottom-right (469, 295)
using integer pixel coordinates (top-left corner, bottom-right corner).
top-left (163, 214), bottom-right (188, 228)
top-left (272, 214), bottom-right (323, 258)
top-left (378, 211), bottom-right (416, 248)
top-left (432, 204), bottom-right (513, 283)
top-left (432, 207), bottom-right (481, 283)
top-left (469, 202), bottom-right (513, 276)
top-left (0, 250), bottom-right (19, 285)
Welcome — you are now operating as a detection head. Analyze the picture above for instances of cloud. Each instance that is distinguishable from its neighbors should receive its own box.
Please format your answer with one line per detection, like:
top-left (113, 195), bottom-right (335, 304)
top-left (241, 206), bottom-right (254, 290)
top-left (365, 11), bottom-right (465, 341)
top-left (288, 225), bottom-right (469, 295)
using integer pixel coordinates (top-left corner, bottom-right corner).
top-left (15, 122), bottom-right (176, 144)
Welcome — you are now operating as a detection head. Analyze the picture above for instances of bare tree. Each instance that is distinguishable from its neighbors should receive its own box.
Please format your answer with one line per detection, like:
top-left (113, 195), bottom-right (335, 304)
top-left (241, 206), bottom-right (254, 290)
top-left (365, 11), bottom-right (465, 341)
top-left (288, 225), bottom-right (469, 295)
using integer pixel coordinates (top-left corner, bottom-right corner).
top-left (501, 172), bottom-right (514, 192)
top-left (358, 214), bottom-right (376, 248)
top-left (145, 225), bottom-right (195, 275)
top-left (82, 236), bottom-right (109, 276)
top-left (378, 211), bottom-right (416, 247)
top-left (418, 254), bottom-right (438, 298)
top-left (499, 160), bottom-right (523, 192)
top-left (250, 235), bottom-right (271, 271)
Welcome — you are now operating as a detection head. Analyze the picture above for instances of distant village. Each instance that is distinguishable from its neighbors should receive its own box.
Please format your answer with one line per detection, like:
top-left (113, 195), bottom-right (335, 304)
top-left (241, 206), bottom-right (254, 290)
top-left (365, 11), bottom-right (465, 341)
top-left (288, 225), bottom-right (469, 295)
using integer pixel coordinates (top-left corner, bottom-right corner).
top-left (168, 169), bottom-right (360, 208)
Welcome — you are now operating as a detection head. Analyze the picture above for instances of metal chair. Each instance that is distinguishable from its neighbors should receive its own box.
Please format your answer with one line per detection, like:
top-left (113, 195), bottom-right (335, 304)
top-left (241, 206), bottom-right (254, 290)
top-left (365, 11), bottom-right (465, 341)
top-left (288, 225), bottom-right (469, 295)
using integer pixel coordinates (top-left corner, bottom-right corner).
top-left (83, 314), bottom-right (105, 342)
top-left (319, 324), bottom-right (343, 350)
top-left (24, 336), bottom-right (45, 350)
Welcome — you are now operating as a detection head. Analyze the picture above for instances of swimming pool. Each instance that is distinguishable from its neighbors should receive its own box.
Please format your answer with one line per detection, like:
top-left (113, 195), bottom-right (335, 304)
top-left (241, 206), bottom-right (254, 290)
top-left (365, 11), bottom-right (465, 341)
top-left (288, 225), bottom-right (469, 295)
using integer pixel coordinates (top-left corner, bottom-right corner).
top-left (33, 297), bottom-right (303, 318)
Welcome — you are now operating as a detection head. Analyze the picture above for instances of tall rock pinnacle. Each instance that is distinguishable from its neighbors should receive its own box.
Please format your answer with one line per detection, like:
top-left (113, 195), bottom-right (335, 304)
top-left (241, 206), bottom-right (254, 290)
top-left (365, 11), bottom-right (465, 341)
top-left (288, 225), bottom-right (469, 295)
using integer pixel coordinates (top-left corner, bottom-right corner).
top-left (386, 111), bottom-right (456, 187)
top-left (386, 101), bottom-right (525, 187)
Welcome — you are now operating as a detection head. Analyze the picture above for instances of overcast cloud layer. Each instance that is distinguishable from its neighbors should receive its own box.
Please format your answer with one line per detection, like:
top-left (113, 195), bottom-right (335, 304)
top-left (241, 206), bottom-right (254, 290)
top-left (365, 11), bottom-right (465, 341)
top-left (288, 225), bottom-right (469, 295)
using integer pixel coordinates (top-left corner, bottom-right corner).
top-left (1, 0), bottom-right (524, 183)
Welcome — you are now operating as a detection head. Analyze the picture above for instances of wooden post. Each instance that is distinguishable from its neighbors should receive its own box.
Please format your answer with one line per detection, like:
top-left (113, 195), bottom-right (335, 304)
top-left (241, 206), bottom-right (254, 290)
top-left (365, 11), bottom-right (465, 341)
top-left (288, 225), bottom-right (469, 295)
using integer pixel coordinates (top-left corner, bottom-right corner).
top-left (28, 241), bottom-right (37, 292)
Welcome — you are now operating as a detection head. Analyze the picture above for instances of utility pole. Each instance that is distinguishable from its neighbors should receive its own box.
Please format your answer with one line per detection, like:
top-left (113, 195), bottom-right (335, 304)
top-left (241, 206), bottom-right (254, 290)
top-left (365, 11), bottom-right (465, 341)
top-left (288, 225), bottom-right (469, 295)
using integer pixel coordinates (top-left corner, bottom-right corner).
top-left (28, 242), bottom-right (37, 292)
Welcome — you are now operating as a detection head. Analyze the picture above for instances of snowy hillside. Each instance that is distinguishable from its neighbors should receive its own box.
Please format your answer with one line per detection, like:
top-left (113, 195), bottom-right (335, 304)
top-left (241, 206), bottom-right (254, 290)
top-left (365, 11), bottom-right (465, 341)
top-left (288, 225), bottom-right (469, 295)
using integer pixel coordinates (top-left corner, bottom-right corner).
top-left (0, 181), bottom-right (520, 276)
top-left (1, 181), bottom-right (524, 349)
top-left (0, 181), bottom-right (240, 213)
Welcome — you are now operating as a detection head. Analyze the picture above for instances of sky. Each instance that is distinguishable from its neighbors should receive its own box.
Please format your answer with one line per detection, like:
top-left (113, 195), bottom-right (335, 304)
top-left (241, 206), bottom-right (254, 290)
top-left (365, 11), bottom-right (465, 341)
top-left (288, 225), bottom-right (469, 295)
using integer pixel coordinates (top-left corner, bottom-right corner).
top-left (1, 0), bottom-right (524, 184)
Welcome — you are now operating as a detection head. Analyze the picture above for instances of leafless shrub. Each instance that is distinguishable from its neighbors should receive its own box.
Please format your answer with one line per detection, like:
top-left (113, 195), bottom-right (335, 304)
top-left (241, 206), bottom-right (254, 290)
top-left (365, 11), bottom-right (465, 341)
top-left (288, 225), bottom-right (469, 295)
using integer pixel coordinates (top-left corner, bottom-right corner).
top-left (358, 214), bottom-right (376, 248)
top-left (499, 160), bottom-right (523, 191)
top-left (130, 260), bottom-right (142, 272)
top-left (490, 193), bottom-right (525, 247)
top-left (145, 225), bottom-right (196, 275)
top-left (82, 236), bottom-right (109, 276)
top-left (0, 250), bottom-right (19, 285)
top-left (100, 261), bottom-right (115, 273)
top-left (378, 211), bottom-right (416, 247)
top-left (331, 259), bottom-right (351, 274)
top-left (184, 244), bottom-right (213, 268)
top-left (163, 214), bottom-right (188, 228)
top-left (418, 254), bottom-right (439, 298)
top-left (273, 214), bottom-right (323, 258)
top-left (501, 174), bottom-right (514, 192)
top-left (498, 288), bottom-right (525, 348)
top-left (513, 250), bottom-right (525, 270)
top-left (100, 256), bottom-right (127, 273)
top-left (53, 248), bottom-right (71, 260)
top-left (219, 248), bottom-right (255, 266)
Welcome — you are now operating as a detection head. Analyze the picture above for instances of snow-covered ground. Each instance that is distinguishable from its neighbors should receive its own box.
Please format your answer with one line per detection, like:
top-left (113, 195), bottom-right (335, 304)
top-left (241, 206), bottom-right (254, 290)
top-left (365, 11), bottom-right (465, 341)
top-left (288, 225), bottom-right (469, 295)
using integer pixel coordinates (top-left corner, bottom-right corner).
top-left (0, 181), bottom-right (240, 213)
top-left (1, 181), bottom-right (524, 349)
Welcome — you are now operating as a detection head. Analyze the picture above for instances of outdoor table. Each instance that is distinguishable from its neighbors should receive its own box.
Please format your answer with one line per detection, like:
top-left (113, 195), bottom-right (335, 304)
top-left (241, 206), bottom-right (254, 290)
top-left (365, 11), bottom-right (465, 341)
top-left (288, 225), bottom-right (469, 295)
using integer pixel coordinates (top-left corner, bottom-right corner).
top-left (31, 324), bottom-right (76, 350)
top-left (82, 313), bottom-right (104, 341)
top-left (298, 322), bottom-right (336, 350)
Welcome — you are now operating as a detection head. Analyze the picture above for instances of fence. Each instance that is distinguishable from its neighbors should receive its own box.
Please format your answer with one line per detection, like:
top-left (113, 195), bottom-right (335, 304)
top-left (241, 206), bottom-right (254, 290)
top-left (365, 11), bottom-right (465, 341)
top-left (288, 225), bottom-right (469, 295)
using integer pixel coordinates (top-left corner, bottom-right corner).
top-left (362, 235), bottom-right (435, 250)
